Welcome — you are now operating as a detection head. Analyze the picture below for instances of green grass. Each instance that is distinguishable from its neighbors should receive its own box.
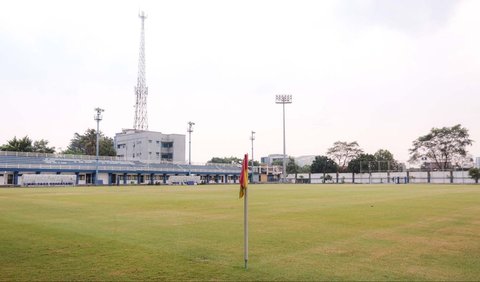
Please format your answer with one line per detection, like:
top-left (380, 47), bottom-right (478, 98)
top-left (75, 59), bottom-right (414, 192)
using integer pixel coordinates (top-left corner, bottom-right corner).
top-left (0, 184), bottom-right (479, 281)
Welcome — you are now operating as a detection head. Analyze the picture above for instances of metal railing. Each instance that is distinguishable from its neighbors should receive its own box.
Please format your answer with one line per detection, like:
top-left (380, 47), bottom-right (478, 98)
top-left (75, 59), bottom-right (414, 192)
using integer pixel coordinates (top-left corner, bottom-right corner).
top-left (0, 163), bottom-right (239, 174)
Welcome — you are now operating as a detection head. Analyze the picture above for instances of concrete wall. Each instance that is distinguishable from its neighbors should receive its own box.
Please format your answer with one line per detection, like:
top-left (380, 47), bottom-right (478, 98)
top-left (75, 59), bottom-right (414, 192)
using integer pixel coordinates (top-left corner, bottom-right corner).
top-left (97, 173), bottom-right (109, 185)
top-left (430, 171), bottom-right (451, 184)
top-left (287, 171), bottom-right (476, 184)
top-left (78, 175), bottom-right (86, 185)
top-left (409, 172), bottom-right (428, 183)
top-left (453, 171), bottom-right (475, 184)
top-left (338, 173), bottom-right (353, 183)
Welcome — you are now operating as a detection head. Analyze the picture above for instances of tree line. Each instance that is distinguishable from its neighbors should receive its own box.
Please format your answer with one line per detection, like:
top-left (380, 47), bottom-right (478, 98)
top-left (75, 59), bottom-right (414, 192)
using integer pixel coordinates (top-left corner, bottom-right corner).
top-left (286, 144), bottom-right (400, 174)
top-left (0, 129), bottom-right (115, 156)
top-left (1, 124), bottom-right (478, 182)
top-left (208, 124), bottom-right (478, 181)
top-left (291, 124), bottom-right (475, 174)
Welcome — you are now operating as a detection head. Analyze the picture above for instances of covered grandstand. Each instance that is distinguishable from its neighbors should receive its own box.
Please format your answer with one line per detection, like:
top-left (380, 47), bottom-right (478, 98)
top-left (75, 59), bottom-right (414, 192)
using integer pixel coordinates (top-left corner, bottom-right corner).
top-left (0, 151), bottom-right (242, 186)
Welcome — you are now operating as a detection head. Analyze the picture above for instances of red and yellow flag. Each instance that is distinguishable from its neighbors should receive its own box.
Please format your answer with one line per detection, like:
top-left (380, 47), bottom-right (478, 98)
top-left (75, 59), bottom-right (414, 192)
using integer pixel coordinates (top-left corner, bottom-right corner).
top-left (239, 153), bottom-right (248, 199)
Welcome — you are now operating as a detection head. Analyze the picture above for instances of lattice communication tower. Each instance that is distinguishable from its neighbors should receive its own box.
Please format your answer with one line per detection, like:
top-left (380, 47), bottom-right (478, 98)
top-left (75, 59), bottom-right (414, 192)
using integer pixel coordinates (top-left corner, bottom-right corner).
top-left (134, 11), bottom-right (148, 130)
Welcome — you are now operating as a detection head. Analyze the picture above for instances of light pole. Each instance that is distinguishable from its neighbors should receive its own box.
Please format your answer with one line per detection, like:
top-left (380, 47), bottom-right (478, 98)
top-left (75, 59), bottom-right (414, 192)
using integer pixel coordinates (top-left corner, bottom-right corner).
top-left (94, 107), bottom-right (104, 185)
top-left (187, 121), bottom-right (195, 174)
top-left (275, 95), bottom-right (292, 183)
top-left (250, 131), bottom-right (255, 183)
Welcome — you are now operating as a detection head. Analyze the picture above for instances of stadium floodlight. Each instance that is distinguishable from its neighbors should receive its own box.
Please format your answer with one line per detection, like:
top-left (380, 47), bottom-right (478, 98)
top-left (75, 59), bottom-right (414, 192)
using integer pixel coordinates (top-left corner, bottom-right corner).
top-left (250, 131), bottom-right (255, 183)
top-left (94, 108), bottom-right (104, 185)
top-left (275, 95), bottom-right (293, 183)
top-left (187, 121), bottom-right (195, 175)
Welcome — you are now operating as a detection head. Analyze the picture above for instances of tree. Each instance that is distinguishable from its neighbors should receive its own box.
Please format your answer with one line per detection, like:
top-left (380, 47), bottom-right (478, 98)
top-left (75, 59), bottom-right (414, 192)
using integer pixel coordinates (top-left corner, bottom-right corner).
top-left (1, 136), bottom-right (55, 153)
top-left (286, 157), bottom-right (300, 174)
top-left (326, 141), bottom-right (363, 172)
top-left (208, 156), bottom-right (242, 164)
top-left (63, 129), bottom-right (115, 156)
top-left (409, 124), bottom-right (473, 170)
top-left (1, 136), bottom-right (34, 152)
top-left (310, 156), bottom-right (338, 173)
top-left (64, 130), bottom-right (95, 155)
top-left (33, 139), bottom-right (55, 153)
top-left (99, 137), bottom-right (116, 156)
top-left (469, 168), bottom-right (480, 184)
top-left (348, 154), bottom-right (377, 173)
top-left (374, 149), bottom-right (399, 171)
top-left (298, 165), bottom-right (311, 173)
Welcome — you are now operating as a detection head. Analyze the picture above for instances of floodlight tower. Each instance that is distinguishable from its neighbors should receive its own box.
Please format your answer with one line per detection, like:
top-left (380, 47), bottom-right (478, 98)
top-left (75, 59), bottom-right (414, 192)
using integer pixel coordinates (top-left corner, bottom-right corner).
top-left (275, 95), bottom-right (293, 183)
top-left (133, 11), bottom-right (149, 130)
top-left (94, 107), bottom-right (104, 185)
top-left (250, 131), bottom-right (255, 183)
top-left (187, 121), bottom-right (195, 173)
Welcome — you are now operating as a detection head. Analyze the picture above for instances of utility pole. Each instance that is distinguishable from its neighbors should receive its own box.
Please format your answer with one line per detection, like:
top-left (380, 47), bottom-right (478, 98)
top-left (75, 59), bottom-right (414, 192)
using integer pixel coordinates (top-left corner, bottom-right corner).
top-left (94, 108), bottom-right (104, 185)
top-left (187, 121), bottom-right (195, 175)
top-left (275, 95), bottom-right (293, 183)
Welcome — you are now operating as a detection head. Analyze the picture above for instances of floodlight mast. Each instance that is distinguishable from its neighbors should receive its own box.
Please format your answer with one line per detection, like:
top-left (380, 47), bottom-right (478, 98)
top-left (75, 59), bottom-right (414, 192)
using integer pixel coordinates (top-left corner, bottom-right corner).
top-left (187, 121), bottom-right (195, 174)
top-left (94, 108), bottom-right (104, 185)
top-left (250, 131), bottom-right (255, 183)
top-left (275, 95), bottom-right (292, 183)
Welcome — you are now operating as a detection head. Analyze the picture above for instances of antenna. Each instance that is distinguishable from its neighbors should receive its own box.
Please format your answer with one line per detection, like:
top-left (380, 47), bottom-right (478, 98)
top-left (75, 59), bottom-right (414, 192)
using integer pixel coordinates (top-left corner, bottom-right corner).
top-left (133, 11), bottom-right (149, 130)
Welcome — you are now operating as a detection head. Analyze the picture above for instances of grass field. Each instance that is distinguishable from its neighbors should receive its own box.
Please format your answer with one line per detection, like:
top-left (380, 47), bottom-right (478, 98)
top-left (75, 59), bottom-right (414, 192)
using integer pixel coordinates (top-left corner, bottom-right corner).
top-left (0, 184), bottom-right (479, 281)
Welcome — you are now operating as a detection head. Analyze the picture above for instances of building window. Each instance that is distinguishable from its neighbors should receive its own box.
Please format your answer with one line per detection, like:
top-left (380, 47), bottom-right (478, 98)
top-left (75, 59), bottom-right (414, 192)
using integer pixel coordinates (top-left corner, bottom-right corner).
top-left (161, 142), bottom-right (173, 148)
top-left (161, 153), bottom-right (173, 160)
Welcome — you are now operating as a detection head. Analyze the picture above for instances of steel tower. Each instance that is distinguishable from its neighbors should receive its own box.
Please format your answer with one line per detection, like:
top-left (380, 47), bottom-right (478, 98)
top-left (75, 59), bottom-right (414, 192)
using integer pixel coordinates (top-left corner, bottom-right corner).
top-left (134, 11), bottom-right (148, 130)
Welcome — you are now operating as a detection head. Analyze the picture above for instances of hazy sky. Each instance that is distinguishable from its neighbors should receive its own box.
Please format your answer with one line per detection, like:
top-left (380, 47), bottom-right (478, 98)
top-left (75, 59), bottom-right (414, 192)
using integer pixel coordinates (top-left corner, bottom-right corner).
top-left (1, 0), bottom-right (479, 164)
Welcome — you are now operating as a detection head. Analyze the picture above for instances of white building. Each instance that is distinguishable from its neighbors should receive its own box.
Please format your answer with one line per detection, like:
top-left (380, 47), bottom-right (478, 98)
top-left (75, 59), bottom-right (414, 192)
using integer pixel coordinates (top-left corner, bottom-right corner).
top-left (261, 154), bottom-right (315, 167)
top-left (261, 154), bottom-right (287, 165)
top-left (295, 155), bottom-right (315, 167)
top-left (476, 157), bottom-right (480, 168)
top-left (114, 129), bottom-right (185, 163)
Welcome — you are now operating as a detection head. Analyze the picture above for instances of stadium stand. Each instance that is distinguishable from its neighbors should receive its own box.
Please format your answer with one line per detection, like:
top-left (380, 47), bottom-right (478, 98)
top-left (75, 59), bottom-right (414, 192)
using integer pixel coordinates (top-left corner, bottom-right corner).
top-left (0, 151), bottom-right (241, 186)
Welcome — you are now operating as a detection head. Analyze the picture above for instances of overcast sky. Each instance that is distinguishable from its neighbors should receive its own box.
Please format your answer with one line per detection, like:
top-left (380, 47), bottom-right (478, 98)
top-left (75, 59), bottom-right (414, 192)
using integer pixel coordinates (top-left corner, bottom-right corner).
top-left (1, 0), bottom-right (479, 164)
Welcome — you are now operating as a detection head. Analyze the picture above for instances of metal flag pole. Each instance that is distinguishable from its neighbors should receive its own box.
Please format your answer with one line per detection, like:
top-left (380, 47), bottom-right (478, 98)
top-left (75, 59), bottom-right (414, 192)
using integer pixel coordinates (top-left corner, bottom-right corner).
top-left (240, 153), bottom-right (249, 269)
top-left (244, 174), bottom-right (248, 270)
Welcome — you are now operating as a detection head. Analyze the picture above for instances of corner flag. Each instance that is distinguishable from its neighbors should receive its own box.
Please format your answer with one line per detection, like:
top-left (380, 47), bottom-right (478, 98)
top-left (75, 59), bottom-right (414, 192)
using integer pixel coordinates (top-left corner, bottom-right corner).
top-left (239, 153), bottom-right (248, 199)
top-left (239, 153), bottom-right (249, 269)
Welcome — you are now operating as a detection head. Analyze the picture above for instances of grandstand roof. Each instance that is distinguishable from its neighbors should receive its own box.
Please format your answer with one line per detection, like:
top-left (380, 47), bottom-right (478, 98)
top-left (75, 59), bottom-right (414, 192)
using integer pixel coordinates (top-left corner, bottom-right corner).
top-left (0, 151), bottom-right (241, 175)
